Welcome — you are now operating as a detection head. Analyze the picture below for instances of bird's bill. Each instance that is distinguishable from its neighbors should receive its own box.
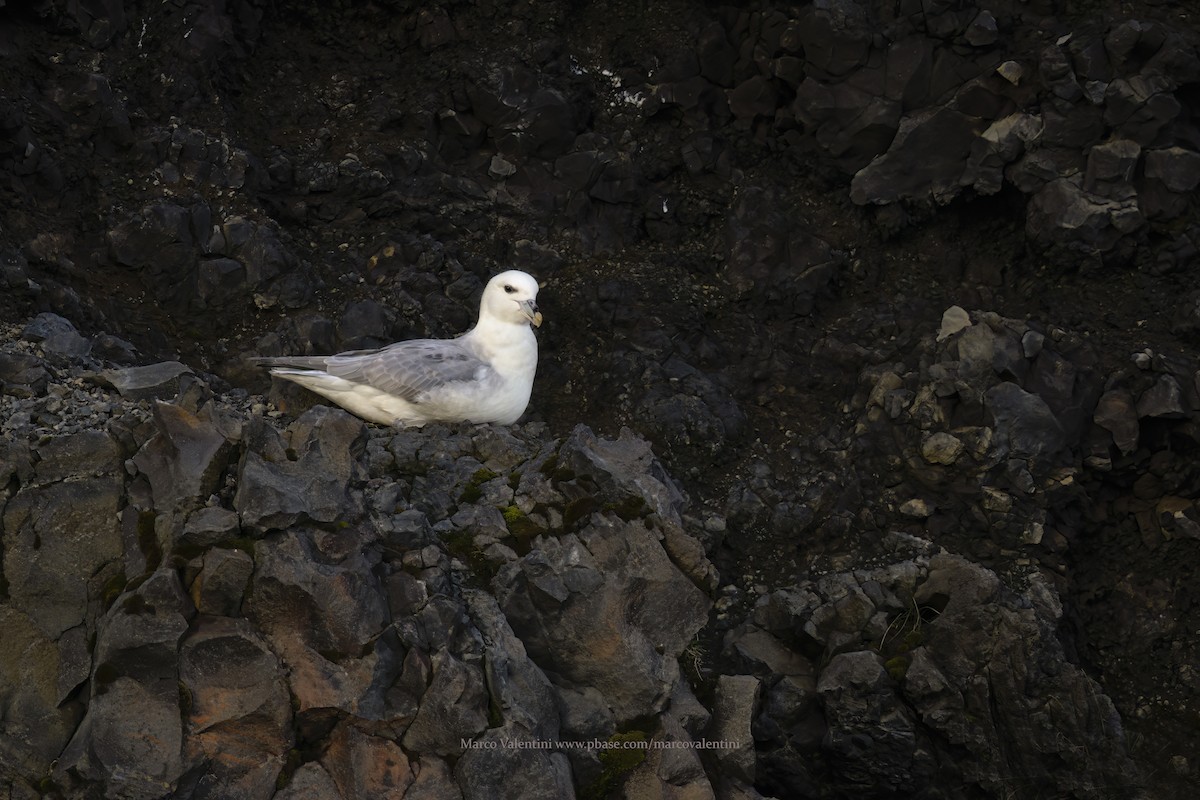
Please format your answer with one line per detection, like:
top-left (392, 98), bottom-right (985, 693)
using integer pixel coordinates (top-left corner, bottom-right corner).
top-left (520, 300), bottom-right (543, 327)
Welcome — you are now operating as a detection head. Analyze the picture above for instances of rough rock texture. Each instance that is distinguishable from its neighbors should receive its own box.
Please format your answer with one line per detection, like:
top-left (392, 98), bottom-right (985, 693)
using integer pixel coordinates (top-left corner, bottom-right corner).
top-left (3, 1), bottom-right (1200, 799)
top-left (1, 342), bottom-right (717, 798)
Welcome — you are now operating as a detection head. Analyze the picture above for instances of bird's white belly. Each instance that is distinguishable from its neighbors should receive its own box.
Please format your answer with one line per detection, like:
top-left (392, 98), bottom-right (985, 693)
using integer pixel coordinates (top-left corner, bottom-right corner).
top-left (421, 372), bottom-right (533, 425)
top-left (279, 369), bottom-right (533, 426)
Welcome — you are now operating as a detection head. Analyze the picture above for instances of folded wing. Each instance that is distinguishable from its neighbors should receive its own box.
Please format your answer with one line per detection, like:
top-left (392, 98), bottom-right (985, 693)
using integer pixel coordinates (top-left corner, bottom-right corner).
top-left (260, 339), bottom-right (490, 404)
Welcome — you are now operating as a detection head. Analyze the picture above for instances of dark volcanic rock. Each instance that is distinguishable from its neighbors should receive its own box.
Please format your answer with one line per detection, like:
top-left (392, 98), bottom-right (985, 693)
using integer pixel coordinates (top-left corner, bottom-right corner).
top-left (851, 107), bottom-right (989, 206)
top-left (818, 650), bottom-right (930, 795)
top-left (494, 513), bottom-right (712, 724)
top-left (3, 467), bottom-right (124, 637)
top-left (4, 1), bottom-right (1200, 798)
top-left (55, 569), bottom-right (194, 799)
top-left (725, 184), bottom-right (842, 314)
top-left (178, 616), bottom-right (291, 797)
top-left (726, 550), bottom-right (1140, 798)
top-left (21, 312), bottom-right (91, 357)
top-left (1026, 175), bottom-right (1144, 264)
top-left (99, 362), bottom-right (195, 400)
top-left (985, 381), bottom-right (1069, 463)
top-left (234, 407), bottom-right (367, 531)
top-left (130, 399), bottom-right (241, 563)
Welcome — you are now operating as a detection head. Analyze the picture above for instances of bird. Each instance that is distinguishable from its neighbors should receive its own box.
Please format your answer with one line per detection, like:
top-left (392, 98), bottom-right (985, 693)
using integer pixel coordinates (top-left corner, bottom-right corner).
top-left (254, 270), bottom-right (542, 426)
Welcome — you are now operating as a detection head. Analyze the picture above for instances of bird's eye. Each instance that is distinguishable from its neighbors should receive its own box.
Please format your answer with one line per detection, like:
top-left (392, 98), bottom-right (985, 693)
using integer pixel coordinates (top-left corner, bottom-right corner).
top-left (503, 284), bottom-right (515, 294)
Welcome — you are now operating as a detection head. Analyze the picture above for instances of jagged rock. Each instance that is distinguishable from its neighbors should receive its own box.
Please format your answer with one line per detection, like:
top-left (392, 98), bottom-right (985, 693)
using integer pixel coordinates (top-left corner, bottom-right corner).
top-left (900, 498), bottom-right (934, 518)
top-left (1093, 389), bottom-right (1140, 454)
top-left (489, 154), bottom-right (517, 179)
top-left (1005, 147), bottom-right (1076, 194)
top-left (557, 424), bottom-right (686, 525)
top-left (59, 676), bottom-right (185, 799)
top-left (273, 763), bottom-right (341, 800)
top-left (906, 555), bottom-right (1136, 796)
top-left (622, 684), bottom-right (715, 798)
top-left (936, 306), bottom-right (971, 343)
top-left (213, 218), bottom-right (295, 291)
top-left (2, 467), bottom-right (123, 637)
top-left (322, 723), bottom-right (415, 799)
top-left (179, 616), bottom-right (291, 798)
top-left (21, 312), bottom-right (91, 357)
top-left (34, 429), bottom-right (122, 482)
top-left (179, 506), bottom-right (241, 551)
top-left (1144, 147), bottom-right (1200, 194)
top-left (468, 67), bottom-right (581, 159)
top-left (589, 157), bottom-right (640, 205)
top-left (791, 78), bottom-right (900, 172)
top-left (1142, 146), bottom-right (1200, 219)
top-left (1, 247), bottom-right (30, 290)
top-left (850, 108), bottom-right (987, 206)
top-left (107, 201), bottom-right (198, 276)
top-left (818, 650), bottom-right (930, 795)
top-left (1157, 497), bottom-right (1200, 540)
top-left (1040, 44), bottom-right (1083, 103)
top-left (962, 112), bottom-right (1043, 195)
top-left (635, 355), bottom-right (747, 464)
top-left (405, 757), bottom-right (463, 800)
top-left (196, 257), bottom-right (247, 308)
top-left (1021, 330), bottom-right (1045, 358)
top-left (92, 333), bottom-right (140, 364)
top-left (99, 362), bottom-right (194, 400)
top-left (955, 321), bottom-right (999, 386)
top-left (235, 407), bottom-right (367, 531)
top-left (796, 0), bottom-right (870, 79)
top-left (0, 351), bottom-right (49, 395)
top-left (1136, 374), bottom-right (1186, 419)
top-left (728, 75), bottom-right (778, 121)
top-left (710, 675), bottom-right (759, 783)
top-left (730, 552), bottom-right (1143, 797)
top-left (246, 528), bottom-right (391, 716)
top-left (455, 730), bottom-right (575, 800)
top-left (189, 547), bottom-right (254, 615)
top-left (0, 440), bottom-right (32, 489)
top-left (55, 570), bottom-right (194, 799)
top-left (495, 513), bottom-right (711, 723)
top-left (728, 627), bottom-right (814, 680)
top-left (402, 648), bottom-right (489, 756)
top-left (132, 401), bottom-right (239, 536)
top-left (995, 60), bottom-right (1023, 85)
top-left (921, 432), bottom-right (964, 465)
top-left (1084, 138), bottom-right (1141, 198)
top-left (651, 76), bottom-right (725, 118)
top-left (985, 382), bottom-right (1067, 463)
top-left (965, 10), bottom-right (998, 47)
top-left (464, 590), bottom-right (561, 741)
top-left (1026, 175), bottom-right (1144, 263)
top-left (0, 606), bottom-right (85, 780)
top-left (1024, 347), bottom-right (1084, 424)
top-left (337, 298), bottom-right (399, 350)
top-left (1103, 76), bottom-right (1181, 144)
top-left (1070, 30), bottom-right (1113, 80)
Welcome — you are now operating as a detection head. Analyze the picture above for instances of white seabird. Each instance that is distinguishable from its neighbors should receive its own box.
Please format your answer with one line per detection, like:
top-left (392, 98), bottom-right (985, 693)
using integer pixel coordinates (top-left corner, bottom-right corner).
top-left (255, 270), bottom-right (542, 426)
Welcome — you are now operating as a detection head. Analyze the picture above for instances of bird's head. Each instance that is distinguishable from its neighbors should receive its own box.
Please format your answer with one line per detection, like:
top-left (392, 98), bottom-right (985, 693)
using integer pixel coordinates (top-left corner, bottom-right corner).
top-left (482, 269), bottom-right (542, 327)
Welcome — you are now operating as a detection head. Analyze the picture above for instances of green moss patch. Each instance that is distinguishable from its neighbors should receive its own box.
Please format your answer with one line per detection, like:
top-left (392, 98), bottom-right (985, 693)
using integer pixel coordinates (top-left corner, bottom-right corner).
top-left (583, 731), bottom-right (649, 800)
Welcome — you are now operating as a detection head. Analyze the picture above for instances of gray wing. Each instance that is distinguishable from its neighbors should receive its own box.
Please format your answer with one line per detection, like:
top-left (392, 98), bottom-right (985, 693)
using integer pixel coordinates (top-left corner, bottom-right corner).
top-left (324, 339), bottom-right (491, 403)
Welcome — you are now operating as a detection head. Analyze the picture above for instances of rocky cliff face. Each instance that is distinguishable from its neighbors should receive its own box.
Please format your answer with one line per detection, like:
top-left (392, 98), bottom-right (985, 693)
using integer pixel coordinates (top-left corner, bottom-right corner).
top-left (2, 1), bottom-right (1199, 799)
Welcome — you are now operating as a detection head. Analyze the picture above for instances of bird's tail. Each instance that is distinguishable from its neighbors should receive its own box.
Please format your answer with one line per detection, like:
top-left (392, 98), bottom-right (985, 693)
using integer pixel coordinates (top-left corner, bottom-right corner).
top-left (247, 355), bottom-right (333, 371)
